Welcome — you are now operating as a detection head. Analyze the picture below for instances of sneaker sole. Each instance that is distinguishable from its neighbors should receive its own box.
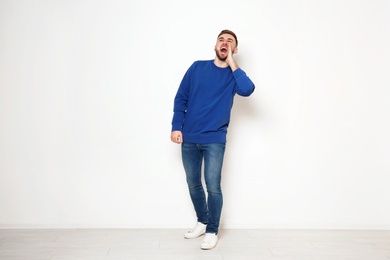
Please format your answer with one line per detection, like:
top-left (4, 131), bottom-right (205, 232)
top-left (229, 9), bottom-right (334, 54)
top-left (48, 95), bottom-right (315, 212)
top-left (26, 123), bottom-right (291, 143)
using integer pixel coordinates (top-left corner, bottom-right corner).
top-left (184, 231), bottom-right (206, 239)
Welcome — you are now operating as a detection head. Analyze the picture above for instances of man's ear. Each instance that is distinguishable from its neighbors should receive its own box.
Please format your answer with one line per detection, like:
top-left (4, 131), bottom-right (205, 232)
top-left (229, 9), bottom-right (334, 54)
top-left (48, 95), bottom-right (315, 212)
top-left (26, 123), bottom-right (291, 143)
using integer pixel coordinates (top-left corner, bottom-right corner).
top-left (233, 47), bottom-right (238, 54)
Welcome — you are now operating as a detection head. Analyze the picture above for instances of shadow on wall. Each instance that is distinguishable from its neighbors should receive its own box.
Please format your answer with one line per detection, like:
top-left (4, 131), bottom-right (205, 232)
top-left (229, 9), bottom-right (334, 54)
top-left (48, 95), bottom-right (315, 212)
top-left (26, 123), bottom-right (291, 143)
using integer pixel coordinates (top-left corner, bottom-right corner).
top-left (225, 89), bottom-right (263, 161)
top-left (233, 95), bottom-right (259, 118)
top-left (229, 90), bottom-right (263, 137)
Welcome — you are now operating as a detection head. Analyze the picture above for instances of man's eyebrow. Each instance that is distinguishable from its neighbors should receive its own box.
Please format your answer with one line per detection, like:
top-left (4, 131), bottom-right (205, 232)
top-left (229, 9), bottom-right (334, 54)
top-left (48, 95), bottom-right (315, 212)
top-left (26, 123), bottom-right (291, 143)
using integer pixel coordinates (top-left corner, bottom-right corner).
top-left (218, 36), bottom-right (235, 42)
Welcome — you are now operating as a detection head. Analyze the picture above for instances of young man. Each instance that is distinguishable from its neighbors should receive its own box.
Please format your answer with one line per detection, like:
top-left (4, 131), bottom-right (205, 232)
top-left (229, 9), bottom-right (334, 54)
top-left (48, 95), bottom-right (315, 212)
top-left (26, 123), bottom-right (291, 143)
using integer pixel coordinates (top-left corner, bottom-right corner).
top-left (170, 30), bottom-right (255, 250)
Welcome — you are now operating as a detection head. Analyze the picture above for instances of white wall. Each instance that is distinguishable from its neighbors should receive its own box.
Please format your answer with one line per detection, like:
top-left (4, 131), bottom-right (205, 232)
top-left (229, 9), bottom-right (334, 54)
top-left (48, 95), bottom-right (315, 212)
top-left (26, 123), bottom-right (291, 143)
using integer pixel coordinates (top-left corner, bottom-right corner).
top-left (1, 0), bottom-right (389, 229)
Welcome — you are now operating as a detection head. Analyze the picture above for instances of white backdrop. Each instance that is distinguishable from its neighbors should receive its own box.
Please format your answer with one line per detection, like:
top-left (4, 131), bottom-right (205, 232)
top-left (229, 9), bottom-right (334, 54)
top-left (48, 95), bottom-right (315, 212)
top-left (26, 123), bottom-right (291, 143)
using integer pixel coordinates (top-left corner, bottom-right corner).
top-left (1, 0), bottom-right (389, 229)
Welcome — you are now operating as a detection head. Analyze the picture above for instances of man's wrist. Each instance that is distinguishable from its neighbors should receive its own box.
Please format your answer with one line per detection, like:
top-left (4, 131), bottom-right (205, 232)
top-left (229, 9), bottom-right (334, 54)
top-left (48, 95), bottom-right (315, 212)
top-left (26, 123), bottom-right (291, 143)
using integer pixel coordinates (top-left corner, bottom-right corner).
top-left (228, 60), bottom-right (239, 71)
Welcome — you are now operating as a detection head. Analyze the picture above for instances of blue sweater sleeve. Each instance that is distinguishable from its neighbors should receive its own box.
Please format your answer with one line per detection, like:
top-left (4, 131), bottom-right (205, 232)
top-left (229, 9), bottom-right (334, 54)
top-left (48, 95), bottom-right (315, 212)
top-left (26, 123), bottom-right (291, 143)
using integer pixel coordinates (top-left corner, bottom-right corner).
top-left (233, 68), bottom-right (255, 96)
top-left (171, 64), bottom-right (192, 131)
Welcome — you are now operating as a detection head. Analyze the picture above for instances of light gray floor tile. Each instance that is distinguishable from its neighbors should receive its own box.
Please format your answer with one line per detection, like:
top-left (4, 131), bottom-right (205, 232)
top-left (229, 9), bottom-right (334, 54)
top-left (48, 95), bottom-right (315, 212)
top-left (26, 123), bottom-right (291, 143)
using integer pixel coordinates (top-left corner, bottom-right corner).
top-left (0, 247), bottom-right (110, 257)
top-left (270, 247), bottom-right (389, 257)
top-left (223, 257), bottom-right (390, 260)
top-left (1, 229), bottom-right (390, 260)
top-left (0, 257), bottom-right (52, 260)
top-left (52, 256), bottom-right (223, 260)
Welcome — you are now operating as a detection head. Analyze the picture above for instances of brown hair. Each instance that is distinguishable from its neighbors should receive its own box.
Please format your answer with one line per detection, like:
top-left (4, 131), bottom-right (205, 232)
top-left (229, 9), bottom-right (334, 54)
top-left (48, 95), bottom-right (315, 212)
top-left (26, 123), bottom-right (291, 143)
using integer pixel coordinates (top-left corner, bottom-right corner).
top-left (218, 29), bottom-right (238, 47)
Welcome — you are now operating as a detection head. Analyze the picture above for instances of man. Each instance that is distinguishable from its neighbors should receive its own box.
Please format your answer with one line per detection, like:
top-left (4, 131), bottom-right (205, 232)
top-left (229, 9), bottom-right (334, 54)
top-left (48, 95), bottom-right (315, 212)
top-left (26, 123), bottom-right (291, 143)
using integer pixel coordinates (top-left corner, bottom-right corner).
top-left (170, 30), bottom-right (255, 250)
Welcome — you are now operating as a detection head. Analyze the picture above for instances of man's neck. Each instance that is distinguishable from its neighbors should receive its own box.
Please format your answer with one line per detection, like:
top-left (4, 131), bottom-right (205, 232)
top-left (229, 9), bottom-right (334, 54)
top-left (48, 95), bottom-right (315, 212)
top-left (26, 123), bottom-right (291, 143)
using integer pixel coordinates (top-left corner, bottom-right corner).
top-left (214, 56), bottom-right (239, 72)
top-left (214, 57), bottom-right (229, 68)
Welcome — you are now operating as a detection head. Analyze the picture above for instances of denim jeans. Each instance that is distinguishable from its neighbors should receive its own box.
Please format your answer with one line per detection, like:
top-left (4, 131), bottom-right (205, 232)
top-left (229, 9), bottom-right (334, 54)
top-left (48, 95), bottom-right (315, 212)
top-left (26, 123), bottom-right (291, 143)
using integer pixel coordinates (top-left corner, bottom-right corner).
top-left (181, 142), bottom-right (226, 234)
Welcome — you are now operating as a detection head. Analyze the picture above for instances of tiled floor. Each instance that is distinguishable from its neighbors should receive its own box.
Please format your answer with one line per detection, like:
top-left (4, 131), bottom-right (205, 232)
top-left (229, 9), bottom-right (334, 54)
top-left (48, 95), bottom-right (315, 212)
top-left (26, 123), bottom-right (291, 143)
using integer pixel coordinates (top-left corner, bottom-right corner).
top-left (0, 228), bottom-right (390, 260)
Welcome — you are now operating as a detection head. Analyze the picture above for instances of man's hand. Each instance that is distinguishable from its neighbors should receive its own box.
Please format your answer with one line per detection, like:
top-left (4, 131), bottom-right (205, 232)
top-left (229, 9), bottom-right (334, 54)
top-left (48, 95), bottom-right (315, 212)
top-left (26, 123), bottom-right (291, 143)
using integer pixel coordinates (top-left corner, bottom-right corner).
top-left (226, 45), bottom-right (239, 72)
top-left (171, 131), bottom-right (183, 144)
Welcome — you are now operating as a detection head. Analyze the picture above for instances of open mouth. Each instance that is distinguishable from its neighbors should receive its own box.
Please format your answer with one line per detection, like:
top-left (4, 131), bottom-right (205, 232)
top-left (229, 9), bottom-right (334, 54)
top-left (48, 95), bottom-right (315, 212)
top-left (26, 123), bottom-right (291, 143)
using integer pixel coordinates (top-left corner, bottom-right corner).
top-left (220, 47), bottom-right (228, 54)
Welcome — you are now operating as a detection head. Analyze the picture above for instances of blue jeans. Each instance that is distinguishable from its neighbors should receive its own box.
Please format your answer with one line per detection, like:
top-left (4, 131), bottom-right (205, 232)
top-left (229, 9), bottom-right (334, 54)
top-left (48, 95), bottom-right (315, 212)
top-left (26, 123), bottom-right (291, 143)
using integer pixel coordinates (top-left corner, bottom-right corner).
top-left (181, 142), bottom-right (226, 234)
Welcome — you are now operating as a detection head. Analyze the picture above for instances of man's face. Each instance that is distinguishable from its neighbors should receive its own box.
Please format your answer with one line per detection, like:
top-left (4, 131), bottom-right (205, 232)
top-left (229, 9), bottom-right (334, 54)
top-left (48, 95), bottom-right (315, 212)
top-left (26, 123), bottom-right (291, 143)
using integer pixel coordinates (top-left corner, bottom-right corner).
top-left (214, 33), bottom-right (238, 61)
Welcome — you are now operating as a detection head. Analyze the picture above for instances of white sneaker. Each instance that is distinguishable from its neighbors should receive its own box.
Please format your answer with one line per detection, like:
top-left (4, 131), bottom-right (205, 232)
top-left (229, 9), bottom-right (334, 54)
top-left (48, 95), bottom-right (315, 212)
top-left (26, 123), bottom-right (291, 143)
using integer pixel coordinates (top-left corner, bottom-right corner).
top-left (184, 222), bottom-right (207, 239)
top-left (200, 233), bottom-right (218, 250)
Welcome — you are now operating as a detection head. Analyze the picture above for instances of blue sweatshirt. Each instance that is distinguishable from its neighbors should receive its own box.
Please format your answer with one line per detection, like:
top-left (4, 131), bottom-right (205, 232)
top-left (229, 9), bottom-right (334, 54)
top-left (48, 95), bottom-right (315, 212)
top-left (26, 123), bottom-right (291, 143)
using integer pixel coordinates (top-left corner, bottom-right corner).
top-left (172, 60), bottom-right (255, 143)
